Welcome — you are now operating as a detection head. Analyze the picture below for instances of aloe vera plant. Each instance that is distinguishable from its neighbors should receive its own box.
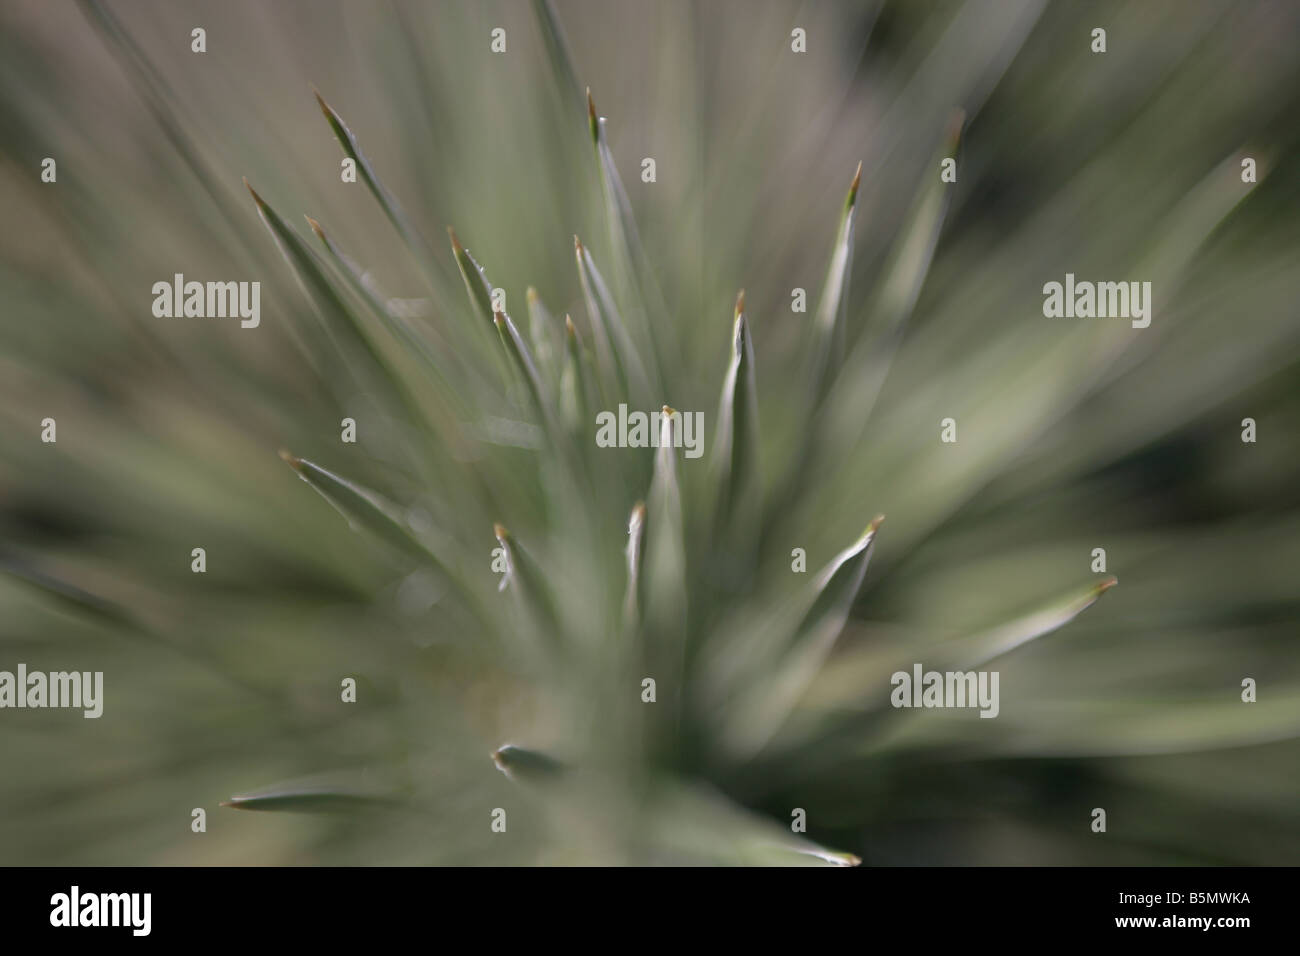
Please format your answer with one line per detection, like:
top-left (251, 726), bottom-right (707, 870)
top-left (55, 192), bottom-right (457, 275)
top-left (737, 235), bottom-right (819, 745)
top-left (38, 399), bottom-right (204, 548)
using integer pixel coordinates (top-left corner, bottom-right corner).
top-left (3, 1), bottom-right (1299, 867)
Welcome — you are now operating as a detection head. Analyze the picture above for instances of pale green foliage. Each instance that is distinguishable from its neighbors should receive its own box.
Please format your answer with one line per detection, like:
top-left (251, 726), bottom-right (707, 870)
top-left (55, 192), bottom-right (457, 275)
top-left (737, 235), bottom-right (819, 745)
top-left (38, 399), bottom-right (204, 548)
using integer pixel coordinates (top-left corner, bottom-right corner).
top-left (1, 0), bottom-right (1298, 866)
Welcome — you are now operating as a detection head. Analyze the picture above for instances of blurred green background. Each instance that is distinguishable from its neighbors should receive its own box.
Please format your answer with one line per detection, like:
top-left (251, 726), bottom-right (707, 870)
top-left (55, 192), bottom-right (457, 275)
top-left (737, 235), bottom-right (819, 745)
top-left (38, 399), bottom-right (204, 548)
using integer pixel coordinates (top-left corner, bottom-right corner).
top-left (1, 0), bottom-right (1298, 864)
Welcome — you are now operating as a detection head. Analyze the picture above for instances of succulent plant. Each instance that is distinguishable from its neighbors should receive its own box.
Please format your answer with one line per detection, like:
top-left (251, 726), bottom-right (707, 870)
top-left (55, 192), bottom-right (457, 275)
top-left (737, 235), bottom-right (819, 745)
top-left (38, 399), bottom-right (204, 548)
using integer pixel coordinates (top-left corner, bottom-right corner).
top-left (3, 0), bottom-right (1298, 866)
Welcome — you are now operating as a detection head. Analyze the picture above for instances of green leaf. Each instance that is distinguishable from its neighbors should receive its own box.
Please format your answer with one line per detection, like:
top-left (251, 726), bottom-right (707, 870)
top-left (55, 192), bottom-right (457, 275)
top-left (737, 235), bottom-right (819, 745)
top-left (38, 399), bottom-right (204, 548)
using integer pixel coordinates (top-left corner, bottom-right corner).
top-left (525, 286), bottom-right (562, 390)
top-left (823, 112), bottom-right (963, 448)
top-left (559, 314), bottom-right (598, 436)
top-left (222, 784), bottom-right (397, 813)
top-left (530, 0), bottom-right (583, 111)
top-left (644, 409), bottom-right (687, 612)
top-left (643, 409), bottom-right (689, 708)
top-left (646, 780), bottom-right (861, 866)
top-left (574, 234), bottom-right (651, 403)
top-left (712, 291), bottom-right (761, 532)
top-left (946, 575), bottom-right (1118, 671)
top-left (771, 577), bottom-right (1122, 769)
top-left (281, 451), bottom-right (449, 572)
top-left (721, 516), bottom-right (885, 762)
top-left (493, 523), bottom-right (560, 634)
top-left (623, 500), bottom-right (647, 634)
top-left (0, 551), bottom-right (132, 630)
top-left (314, 89), bottom-right (436, 276)
top-left (305, 215), bottom-right (473, 431)
top-left (494, 310), bottom-right (551, 420)
top-left (0, 551), bottom-right (282, 704)
top-left (807, 162), bottom-right (862, 404)
top-left (448, 226), bottom-right (496, 326)
top-left (584, 90), bottom-right (666, 390)
top-left (492, 744), bottom-right (566, 781)
top-left (245, 180), bottom-right (406, 403)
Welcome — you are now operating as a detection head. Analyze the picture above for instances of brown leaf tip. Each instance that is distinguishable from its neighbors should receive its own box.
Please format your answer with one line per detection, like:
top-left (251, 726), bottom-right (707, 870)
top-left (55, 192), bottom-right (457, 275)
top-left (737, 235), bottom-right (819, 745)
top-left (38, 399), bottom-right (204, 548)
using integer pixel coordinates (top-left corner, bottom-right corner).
top-left (447, 225), bottom-right (463, 253)
top-left (243, 177), bottom-right (265, 207)
top-left (848, 161), bottom-right (863, 207)
top-left (1095, 575), bottom-right (1119, 594)
top-left (304, 215), bottom-right (325, 240)
top-left (868, 513), bottom-right (886, 532)
top-left (661, 404), bottom-right (677, 417)
top-left (278, 448), bottom-right (303, 470)
top-left (493, 522), bottom-right (509, 542)
top-left (735, 289), bottom-right (746, 317)
top-left (574, 234), bottom-right (584, 256)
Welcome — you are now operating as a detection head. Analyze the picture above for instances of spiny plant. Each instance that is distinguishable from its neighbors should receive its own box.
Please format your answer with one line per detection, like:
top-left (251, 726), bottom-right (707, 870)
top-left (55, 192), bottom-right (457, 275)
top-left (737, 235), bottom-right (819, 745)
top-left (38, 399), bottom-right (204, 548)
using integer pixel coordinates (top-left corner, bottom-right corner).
top-left (220, 61), bottom-right (1132, 864)
top-left (4, 0), bottom-right (1298, 867)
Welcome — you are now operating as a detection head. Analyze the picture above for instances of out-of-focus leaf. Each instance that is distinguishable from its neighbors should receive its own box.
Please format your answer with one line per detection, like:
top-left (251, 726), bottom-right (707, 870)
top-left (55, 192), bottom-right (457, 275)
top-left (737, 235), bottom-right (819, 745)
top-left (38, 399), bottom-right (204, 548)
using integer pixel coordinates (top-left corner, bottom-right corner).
top-left (492, 744), bottom-right (566, 781)
top-left (622, 500), bottom-right (646, 634)
top-left (493, 522), bottom-right (560, 635)
top-left (807, 162), bottom-right (861, 404)
top-left (281, 451), bottom-right (448, 571)
top-left (575, 234), bottom-right (651, 403)
top-left (720, 516), bottom-right (885, 761)
top-left (712, 291), bottom-right (761, 536)
top-left (315, 89), bottom-right (441, 289)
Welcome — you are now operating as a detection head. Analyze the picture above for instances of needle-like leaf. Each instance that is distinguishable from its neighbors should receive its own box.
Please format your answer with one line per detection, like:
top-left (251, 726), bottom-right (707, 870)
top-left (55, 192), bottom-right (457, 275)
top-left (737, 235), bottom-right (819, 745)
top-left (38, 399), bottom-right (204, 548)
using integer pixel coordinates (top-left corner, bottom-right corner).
top-left (712, 290), bottom-right (761, 531)
top-left (560, 314), bottom-right (598, 436)
top-left (807, 162), bottom-right (862, 405)
top-left (314, 88), bottom-right (439, 286)
top-left (493, 522), bottom-right (560, 634)
top-left (823, 112), bottom-right (964, 448)
top-left (623, 500), bottom-right (647, 634)
top-left (222, 783), bottom-right (398, 813)
top-left (492, 744), bottom-right (566, 782)
top-left (575, 234), bottom-right (651, 403)
top-left (280, 451), bottom-right (450, 573)
top-left (721, 516), bottom-right (885, 761)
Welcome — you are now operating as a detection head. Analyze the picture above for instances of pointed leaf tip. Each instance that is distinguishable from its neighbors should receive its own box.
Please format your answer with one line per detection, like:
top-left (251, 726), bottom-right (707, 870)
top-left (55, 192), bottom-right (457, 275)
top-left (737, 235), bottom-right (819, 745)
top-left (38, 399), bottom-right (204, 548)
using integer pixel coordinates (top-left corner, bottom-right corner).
top-left (243, 177), bottom-right (264, 207)
top-left (735, 289), bottom-right (746, 316)
top-left (493, 522), bottom-right (509, 542)
top-left (447, 225), bottom-right (463, 253)
top-left (847, 161), bottom-right (863, 208)
top-left (278, 448), bottom-right (302, 469)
